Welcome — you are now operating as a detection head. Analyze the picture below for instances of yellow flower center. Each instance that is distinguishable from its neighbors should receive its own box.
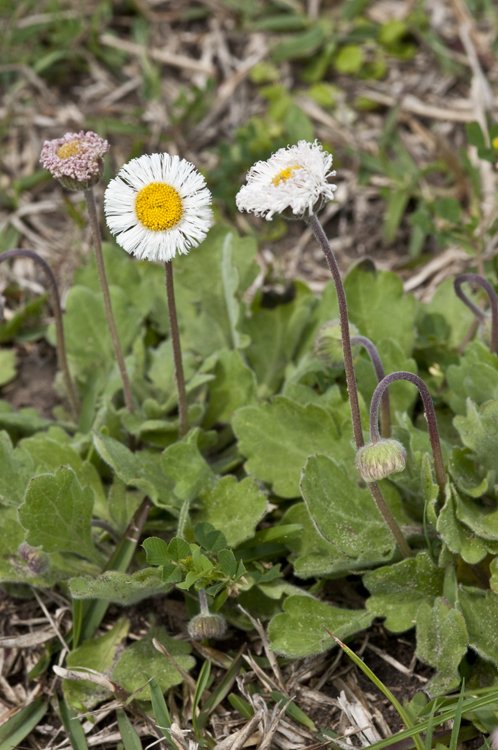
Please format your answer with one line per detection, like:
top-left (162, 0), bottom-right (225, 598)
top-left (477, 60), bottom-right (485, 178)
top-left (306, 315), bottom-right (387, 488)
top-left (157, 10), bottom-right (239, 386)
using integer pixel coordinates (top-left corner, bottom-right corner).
top-left (56, 140), bottom-right (84, 159)
top-left (135, 182), bottom-right (183, 231)
top-left (271, 164), bottom-right (301, 186)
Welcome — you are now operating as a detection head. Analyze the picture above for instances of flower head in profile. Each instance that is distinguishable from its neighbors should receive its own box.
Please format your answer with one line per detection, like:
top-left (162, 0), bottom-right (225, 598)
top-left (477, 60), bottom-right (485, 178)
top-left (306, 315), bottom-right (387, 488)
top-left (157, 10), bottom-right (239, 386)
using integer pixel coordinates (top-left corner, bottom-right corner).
top-left (40, 130), bottom-right (109, 190)
top-left (236, 140), bottom-right (337, 221)
top-left (104, 153), bottom-right (213, 262)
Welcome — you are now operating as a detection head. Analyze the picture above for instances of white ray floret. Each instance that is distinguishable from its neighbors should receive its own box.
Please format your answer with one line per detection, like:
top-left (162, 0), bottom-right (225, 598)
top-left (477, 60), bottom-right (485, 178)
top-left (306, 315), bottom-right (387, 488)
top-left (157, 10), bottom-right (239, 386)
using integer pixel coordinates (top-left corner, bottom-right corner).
top-left (236, 140), bottom-right (337, 221)
top-left (104, 153), bottom-right (213, 262)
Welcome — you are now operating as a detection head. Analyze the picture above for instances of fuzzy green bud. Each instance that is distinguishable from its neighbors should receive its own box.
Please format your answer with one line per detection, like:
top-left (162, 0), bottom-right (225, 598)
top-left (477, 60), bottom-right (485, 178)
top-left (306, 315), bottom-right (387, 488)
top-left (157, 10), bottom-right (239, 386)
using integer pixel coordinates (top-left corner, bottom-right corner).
top-left (314, 319), bottom-right (360, 368)
top-left (355, 439), bottom-right (406, 483)
top-left (187, 613), bottom-right (227, 640)
top-left (18, 542), bottom-right (50, 574)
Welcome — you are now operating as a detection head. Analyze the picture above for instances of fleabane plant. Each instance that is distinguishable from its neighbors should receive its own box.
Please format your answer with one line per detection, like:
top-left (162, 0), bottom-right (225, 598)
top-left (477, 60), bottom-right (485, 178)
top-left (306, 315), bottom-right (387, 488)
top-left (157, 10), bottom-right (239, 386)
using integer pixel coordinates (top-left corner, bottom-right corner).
top-left (104, 153), bottom-right (212, 262)
top-left (40, 130), bottom-right (109, 191)
top-left (104, 152), bottom-right (213, 437)
top-left (237, 140), bottom-right (412, 559)
top-left (236, 139), bottom-right (337, 220)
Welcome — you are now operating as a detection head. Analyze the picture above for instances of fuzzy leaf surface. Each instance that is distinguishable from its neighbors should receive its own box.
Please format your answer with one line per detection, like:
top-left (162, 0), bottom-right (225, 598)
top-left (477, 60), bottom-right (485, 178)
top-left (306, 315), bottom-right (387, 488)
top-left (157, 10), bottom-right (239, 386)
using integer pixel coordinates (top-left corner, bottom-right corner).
top-left (196, 476), bottom-right (268, 547)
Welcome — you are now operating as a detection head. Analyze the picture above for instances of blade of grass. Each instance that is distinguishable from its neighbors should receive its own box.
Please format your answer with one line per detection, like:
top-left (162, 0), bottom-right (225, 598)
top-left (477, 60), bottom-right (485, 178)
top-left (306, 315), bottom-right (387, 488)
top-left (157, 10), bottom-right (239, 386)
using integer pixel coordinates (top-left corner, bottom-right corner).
top-left (228, 694), bottom-right (254, 720)
top-left (146, 676), bottom-right (176, 749)
top-left (117, 708), bottom-right (143, 750)
top-left (0, 697), bottom-right (47, 750)
top-left (424, 697), bottom-right (439, 750)
top-left (271, 690), bottom-right (316, 730)
top-left (325, 629), bottom-right (424, 750)
top-left (196, 645), bottom-right (245, 731)
top-left (58, 696), bottom-right (89, 750)
top-left (449, 681), bottom-right (465, 750)
top-left (192, 659), bottom-right (211, 736)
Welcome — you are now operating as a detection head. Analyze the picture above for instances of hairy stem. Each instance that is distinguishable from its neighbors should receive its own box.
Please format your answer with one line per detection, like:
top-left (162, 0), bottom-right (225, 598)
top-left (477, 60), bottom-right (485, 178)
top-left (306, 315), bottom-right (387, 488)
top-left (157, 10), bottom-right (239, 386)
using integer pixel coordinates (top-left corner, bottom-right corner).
top-left (351, 335), bottom-right (390, 438)
top-left (198, 589), bottom-right (210, 616)
top-left (85, 188), bottom-right (134, 413)
top-left (165, 260), bottom-right (188, 438)
top-left (308, 214), bottom-right (363, 448)
top-left (454, 273), bottom-right (498, 354)
top-left (370, 371), bottom-right (447, 498)
top-left (0, 248), bottom-right (80, 419)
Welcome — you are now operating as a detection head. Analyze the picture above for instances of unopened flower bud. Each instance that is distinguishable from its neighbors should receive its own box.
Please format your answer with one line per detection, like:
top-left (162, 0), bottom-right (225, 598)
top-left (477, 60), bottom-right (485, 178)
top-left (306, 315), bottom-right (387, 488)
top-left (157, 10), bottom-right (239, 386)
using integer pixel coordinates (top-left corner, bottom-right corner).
top-left (18, 542), bottom-right (49, 574)
top-left (314, 319), bottom-right (360, 368)
top-left (187, 613), bottom-right (227, 640)
top-left (355, 439), bottom-right (406, 483)
top-left (40, 131), bottom-right (109, 191)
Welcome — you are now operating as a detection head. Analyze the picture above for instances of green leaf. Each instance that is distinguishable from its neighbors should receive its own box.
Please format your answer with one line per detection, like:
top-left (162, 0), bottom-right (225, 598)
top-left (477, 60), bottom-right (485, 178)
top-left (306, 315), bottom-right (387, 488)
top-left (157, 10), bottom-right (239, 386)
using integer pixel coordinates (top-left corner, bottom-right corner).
top-left (167, 537), bottom-right (191, 562)
top-left (447, 343), bottom-right (498, 415)
top-left (434, 198), bottom-right (461, 224)
top-left (52, 285), bottom-right (142, 372)
top-left (344, 266), bottom-right (417, 355)
top-left (0, 349), bottom-right (15, 386)
top-left (271, 24), bottom-right (327, 62)
top-left (69, 568), bottom-right (173, 605)
top-left (466, 121), bottom-right (486, 149)
top-left (0, 697), bottom-right (47, 750)
top-left (116, 709), bottom-right (142, 750)
top-left (437, 485), bottom-right (495, 564)
top-left (416, 598), bottom-right (468, 697)
top-left (93, 433), bottom-right (176, 510)
top-left (457, 588), bottom-right (498, 665)
top-left (335, 44), bottom-right (364, 74)
top-left (285, 103), bottom-right (314, 143)
top-left (363, 552), bottom-right (445, 632)
top-left (454, 398), bottom-right (498, 476)
top-left (142, 537), bottom-right (170, 566)
top-left (194, 522), bottom-right (227, 552)
top-left (449, 446), bottom-right (494, 499)
top-left (196, 476), bottom-right (268, 547)
top-left (0, 431), bottom-right (33, 507)
top-left (63, 617), bottom-right (130, 711)
top-left (243, 282), bottom-right (316, 398)
top-left (383, 189), bottom-right (410, 243)
top-left (57, 697), bottom-right (89, 750)
top-left (422, 278), bottom-right (477, 350)
top-left (218, 549), bottom-right (237, 577)
top-left (18, 467), bottom-right (102, 565)
top-left (233, 396), bottom-right (354, 498)
top-left (203, 348), bottom-right (258, 428)
top-left (302, 454), bottom-right (412, 562)
top-left (112, 626), bottom-right (195, 701)
top-left (161, 428), bottom-right (215, 501)
top-left (268, 595), bottom-right (373, 657)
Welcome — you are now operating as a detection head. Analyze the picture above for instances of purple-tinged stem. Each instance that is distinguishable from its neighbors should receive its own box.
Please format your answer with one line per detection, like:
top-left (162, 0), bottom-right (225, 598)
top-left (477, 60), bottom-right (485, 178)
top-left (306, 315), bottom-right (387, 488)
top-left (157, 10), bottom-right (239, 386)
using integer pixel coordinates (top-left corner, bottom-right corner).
top-left (454, 273), bottom-right (498, 354)
top-left (165, 260), bottom-right (188, 439)
top-left (351, 335), bottom-right (390, 438)
top-left (85, 187), bottom-right (134, 413)
top-left (308, 214), bottom-right (363, 449)
top-left (308, 216), bottom-right (410, 557)
top-left (370, 371), bottom-right (446, 498)
top-left (0, 248), bottom-right (80, 419)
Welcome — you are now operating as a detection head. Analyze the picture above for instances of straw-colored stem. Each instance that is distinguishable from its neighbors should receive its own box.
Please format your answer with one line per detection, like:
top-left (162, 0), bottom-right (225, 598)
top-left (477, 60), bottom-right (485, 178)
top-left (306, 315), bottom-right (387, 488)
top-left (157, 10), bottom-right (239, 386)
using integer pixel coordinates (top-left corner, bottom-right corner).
top-left (85, 188), bottom-right (134, 413)
top-left (0, 248), bottom-right (80, 419)
top-left (165, 260), bottom-right (188, 438)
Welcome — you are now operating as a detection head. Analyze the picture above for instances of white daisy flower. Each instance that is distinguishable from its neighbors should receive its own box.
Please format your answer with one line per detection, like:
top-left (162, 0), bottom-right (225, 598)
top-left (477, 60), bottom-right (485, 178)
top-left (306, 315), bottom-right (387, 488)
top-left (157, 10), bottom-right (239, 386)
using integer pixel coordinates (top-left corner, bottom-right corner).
top-left (236, 140), bottom-right (337, 221)
top-left (104, 153), bottom-right (213, 262)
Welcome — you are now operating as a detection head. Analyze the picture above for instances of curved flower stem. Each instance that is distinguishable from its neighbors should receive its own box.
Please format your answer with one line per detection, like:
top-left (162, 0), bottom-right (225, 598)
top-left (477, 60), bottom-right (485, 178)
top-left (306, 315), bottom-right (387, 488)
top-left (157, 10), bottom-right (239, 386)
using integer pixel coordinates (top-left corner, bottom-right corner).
top-left (351, 335), bottom-right (390, 438)
top-left (85, 187), bottom-right (134, 413)
top-left (165, 260), bottom-right (188, 439)
top-left (454, 273), bottom-right (498, 354)
top-left (308, 214), bottom-right (363, 449)
top-left (0, 248), bottom-right (80, 419)
top-left (307, 216), bottom-right (410, 556)
top-left (371, 371), bottom-right (447, 499)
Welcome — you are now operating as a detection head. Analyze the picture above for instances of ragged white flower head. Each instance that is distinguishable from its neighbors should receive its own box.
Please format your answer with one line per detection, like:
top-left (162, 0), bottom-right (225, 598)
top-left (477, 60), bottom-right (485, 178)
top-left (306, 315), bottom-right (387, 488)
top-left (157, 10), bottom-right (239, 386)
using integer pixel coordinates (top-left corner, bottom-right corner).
top-left (104, 153), bottom-right (213, 262)
top-left (236, 140), bottom-right (337, 221)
